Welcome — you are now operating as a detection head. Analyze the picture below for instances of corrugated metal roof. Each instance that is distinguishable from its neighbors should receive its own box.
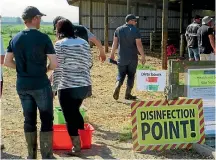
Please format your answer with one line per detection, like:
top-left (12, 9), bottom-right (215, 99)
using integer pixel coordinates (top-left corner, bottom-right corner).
top-left (67, 0), bottom-right (215, 10)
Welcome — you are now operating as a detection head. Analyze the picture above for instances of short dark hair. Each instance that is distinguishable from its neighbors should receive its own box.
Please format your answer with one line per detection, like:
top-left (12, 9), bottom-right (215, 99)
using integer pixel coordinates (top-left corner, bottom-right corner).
top-left (194, 15), bottom-right (201, 20)
top-left (53, 16), bottom-right (65, 30)
top-left (56, 19), bottom-right (76, 39)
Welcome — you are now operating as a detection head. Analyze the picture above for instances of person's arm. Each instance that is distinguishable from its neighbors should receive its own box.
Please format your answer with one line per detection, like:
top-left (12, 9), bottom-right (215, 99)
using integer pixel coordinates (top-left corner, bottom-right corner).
top-left (45, 35), bottom-right (58, 72)
top-left (0, 36), bottom-right (5, 65)
top-left (110, 36), bottom-right (118, 60)
top-left (135, 28), bottom-right (146, 64)
top-left (185, 26), bottom-right (189, 42)
top-left (0, 55), bottom-right (5, 65)
top-left (47, 54), bottom-right (58, 72)
top-left (136, 39), bottom-right (146, 64)
top-left (207, 28), bottom-right (216, 53)
top-left (4, 52), bottom-right (16, 69)
top-left (4, 39), bottom-right (16, 69)
top-left (84, 27), bottom-right (106, 62)
top-left (110, 29), bottom-right (119, 60)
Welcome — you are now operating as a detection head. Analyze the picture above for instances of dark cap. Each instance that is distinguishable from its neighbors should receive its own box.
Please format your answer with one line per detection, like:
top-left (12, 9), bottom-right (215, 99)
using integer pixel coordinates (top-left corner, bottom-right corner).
top-left (194, 15), bottom-right (201, 20)
top-left (53, 16), bottom-right (65, 30)
top-left (22, 6), bottom-right (46, 20)
top-left (125, 14), bottom-right (138, 22)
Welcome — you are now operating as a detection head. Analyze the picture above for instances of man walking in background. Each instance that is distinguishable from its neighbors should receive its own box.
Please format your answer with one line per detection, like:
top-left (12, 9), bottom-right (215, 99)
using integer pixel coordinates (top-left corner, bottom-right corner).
top-left (4, 6), bottom-right (58, 159)
top-left (110, 14), bottom-right (146, 101)
top-left (53, 16), bottom-right (106, 62)
top-left (185, 15), bottom-right (201, 61)
top-left (197, 16), bottom-right (216, 61)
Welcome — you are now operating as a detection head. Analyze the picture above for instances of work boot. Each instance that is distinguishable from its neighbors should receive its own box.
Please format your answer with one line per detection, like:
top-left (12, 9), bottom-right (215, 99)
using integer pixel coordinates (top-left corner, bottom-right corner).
top-left (24, 132), bottom-right (37, 159)
top-left (113, 81), bottom-right (122, 100)
top-left (40, 131), bottom-right (55, 159)
top-left (125, 86), bottom-right (137, 100)
top-left (67, 136), bottom-right (81, 157)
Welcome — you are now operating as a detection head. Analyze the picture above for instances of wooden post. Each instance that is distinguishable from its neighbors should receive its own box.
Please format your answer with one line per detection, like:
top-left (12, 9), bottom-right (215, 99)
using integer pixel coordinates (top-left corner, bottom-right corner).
top-left (104, 0), bottom-right (109, 52)
top-left (135, 2), bottom-right (139, 28)
top-left (79, 0), bottom-right (82, 25)
top-left (90, 0), bottom-right (93, 33)
top-left (154, 3), bottom-right (157, 32)
top-left (187, 6), bottom-right (192, 25)
top-left (162, 0), bottom-right (168, 70)
top-left (127, 0), bottom-right (131, 14)
top-left (180, 0), bottom-right (185, 57)
top-left (150, 32), bottom-right (153, 52)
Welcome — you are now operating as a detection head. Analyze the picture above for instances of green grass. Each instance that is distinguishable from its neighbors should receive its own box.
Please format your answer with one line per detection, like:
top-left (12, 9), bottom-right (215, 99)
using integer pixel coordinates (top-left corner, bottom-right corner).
top-left (1, 24), bottom-right (56, 49)
top-left (119, 125), bottom-right (132, 142)
top-left (137, 64), bottom-right (156, 70)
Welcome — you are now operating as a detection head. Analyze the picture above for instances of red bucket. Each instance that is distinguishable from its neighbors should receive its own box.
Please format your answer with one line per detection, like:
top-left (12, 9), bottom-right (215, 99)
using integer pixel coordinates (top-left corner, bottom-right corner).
top-left (146, 77), bottom-right (158, 83)
top-left (53, 123), bottom-right (94, 150)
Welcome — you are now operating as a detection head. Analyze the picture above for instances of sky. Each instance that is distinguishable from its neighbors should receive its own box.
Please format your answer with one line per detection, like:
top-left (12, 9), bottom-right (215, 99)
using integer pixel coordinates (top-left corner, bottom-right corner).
top-left (0, 0), bottom-right (79, 22)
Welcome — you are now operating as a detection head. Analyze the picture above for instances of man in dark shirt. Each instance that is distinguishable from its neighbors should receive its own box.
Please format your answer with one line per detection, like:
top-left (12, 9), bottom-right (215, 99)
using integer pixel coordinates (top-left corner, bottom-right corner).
top-left (185, 15), bottom-right (201, 61)
top-left (197, 16), bottom-right (215, 61)
top-left (53, 16), bottom-right (106, 62)
top-left (4, 6), bottom-right (58, 159)
top-left (110, 14), bottom-right (146, 100)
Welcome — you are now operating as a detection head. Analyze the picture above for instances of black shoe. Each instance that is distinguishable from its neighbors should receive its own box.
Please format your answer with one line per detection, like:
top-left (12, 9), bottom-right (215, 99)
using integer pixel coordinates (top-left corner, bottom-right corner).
top-left (113, 82), bottom-right (121, 100)
top-left (125, 94), bottom-right (137, 100)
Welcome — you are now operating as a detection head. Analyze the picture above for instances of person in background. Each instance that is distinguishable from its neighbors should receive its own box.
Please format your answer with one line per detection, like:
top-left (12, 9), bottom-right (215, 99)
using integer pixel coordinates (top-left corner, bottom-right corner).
top-left (110, 14), bottom-right (146, 101)
top-left (166, 39), bottom-right (176, 57)
top-left (53, 16), bottom-right (106, 62)
top-left (197, 16), bottom-right (216, 61)
top-left (0, 32), bottom-right (6, 150)
top-left (4, 6), bottom-right (58, 159)
top-left (185, 15), bottom-right (201, 61)
top-left (52, 19), bottom-right (92, 156)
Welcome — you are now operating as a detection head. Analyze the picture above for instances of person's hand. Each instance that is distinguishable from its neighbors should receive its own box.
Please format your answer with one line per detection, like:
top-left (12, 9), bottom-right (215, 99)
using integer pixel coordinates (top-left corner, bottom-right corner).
top-left (53, 91), bottom-right (56, 99)
top-left (110, 53), bottom-right (115, 60)
top-left (141, 55), bottom-right (146, 65)
top-left (99, 50), bottom-right (106, 62)
top-left (49, 73), bottom-right (53, 83)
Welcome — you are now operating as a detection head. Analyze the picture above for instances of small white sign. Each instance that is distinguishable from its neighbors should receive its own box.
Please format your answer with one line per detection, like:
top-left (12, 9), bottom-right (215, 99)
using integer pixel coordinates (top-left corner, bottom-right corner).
top-left (137, 70), bottom-right (167, 92)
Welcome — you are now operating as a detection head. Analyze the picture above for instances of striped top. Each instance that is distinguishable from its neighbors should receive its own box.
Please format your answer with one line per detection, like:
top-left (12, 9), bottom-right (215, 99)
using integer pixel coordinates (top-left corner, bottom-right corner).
top-left (52, 37), bottom-right (92, 91)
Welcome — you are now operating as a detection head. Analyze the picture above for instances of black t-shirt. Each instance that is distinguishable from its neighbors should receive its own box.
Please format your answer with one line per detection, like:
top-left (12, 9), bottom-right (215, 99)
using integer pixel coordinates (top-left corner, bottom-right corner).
top-left (114, 24), bottom-right (141, 65)
top-left (7, 29), bottom-right (55, 91)
top-left (197, 25), bottom-right (214, 54)
top-left (74, 25), bottom-right (89, 42)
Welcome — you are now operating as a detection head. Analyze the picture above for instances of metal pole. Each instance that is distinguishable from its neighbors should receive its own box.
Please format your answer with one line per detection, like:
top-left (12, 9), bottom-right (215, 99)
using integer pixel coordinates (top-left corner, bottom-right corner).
top-left (162, 0), bottom-right (168, 70)
top-left (104, 0), bottom-right (109, 52)
top-left (135, 2), bottom-right (139, 28)
top-left (180, 0), bottom-right (185, 57)
top-left (79, 0), bottom-right (82, 25)
top-left (90, 0), bottom-right (93, 33)
top-left (127, 0), bottom-right (131, 14)
top-left (154, 3), bottom-right (157, 32)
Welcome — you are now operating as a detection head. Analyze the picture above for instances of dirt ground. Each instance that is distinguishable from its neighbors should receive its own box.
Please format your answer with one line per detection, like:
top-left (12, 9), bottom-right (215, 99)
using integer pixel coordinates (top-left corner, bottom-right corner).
top-left (1, 48), bottom-right (212, 159)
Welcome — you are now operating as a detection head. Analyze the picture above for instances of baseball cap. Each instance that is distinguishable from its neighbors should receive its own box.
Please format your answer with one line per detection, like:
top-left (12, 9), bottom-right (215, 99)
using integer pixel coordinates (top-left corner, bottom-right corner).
top-left (53, 16), bottom-right (65, 30)
top-left (194, 15), bottom-right (201, 20)
top-left (22, 6), bottom-right (46, 20)
top-left (202, 16), bottom-right (213, 25)
top-left (125, 14), bottom-right (138, 22)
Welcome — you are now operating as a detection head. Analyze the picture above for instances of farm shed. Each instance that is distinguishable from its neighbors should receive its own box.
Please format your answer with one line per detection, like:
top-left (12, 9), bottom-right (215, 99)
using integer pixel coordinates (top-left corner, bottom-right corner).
top-left (67, 0), bottom-right (215, 69)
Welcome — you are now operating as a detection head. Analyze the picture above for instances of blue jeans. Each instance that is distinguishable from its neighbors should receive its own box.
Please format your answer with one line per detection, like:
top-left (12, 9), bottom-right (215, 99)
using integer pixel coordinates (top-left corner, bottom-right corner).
top-left (17, 85), bottom-right (53, 132)
top-left (117, 60), bottom-right (138, 88)
top-left (188, 47), bottom-right (200, 61)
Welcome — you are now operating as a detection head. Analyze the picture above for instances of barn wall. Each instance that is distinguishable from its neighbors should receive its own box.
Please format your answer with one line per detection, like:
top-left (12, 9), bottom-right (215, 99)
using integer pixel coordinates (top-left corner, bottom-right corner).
top-left (79, 1), bottom-right (213, 44)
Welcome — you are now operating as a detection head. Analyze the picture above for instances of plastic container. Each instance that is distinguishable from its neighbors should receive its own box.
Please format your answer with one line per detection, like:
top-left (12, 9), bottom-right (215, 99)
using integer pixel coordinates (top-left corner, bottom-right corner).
top-left (146, 77), bottom-right (158, 83)
top-left (148, 85), bottom-right (159, 91)
top-left (53, 123), bottom-right (94, 150)
top-left (54, 106), bottom-right (86, 124)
